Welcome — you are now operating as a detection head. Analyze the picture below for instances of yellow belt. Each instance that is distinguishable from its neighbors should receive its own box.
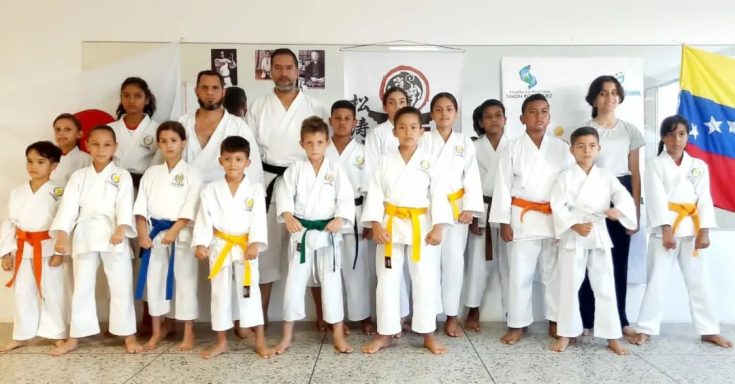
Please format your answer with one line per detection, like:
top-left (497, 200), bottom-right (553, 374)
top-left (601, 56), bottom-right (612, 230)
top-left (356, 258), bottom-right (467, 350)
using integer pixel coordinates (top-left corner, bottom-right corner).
top-left (447, 188), bottom-right (465, 221)
top-left (211, 230), bottom-right (253, 295)
top-left (385, 203), bottom-right (427, 265)
top-left (668, 202), bottom-right (700, 256)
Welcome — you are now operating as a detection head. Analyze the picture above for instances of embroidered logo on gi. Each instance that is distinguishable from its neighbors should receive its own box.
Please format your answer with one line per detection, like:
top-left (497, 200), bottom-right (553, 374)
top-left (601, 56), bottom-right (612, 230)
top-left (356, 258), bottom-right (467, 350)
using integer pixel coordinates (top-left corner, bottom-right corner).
top-left (553, 126), bottom-right (565, 137)
top-left (245, 198), bottom-right (254, 210)
top-left (688, 168), bottom-right (703, 185)
top-left (454, 145), bottom-right (464, 156)
top-left (420, 160), bottom-right (430, 170)
top-left (140, 135), bottom-right (155, 150)
top-left (691, 168), bottom-right (702, 177)
top-left (108, 173), bottom-right (121, 188)
top-left (50, 187), bottom-right (64, 201)
top-left (171, 173), bottom-right (185, 187)
top-left (355, 156), bottom-right (364, 168)
top-left (324, 173), bottom-right (334, 185)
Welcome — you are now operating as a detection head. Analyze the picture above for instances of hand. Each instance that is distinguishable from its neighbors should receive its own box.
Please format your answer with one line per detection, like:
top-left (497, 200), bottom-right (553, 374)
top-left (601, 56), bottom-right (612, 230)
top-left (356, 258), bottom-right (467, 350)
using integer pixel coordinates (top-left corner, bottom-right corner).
top-left (245, 243), bottom-right (259, 260)
top-left (458, 211), bottom-right (474, 225)
top-left (500, 224), bottom-right (513, 242)
top-left (662, 225), bottom-right (676, 250)
top-left (605, 208), bottom-right (622, 221)
top-left (425, 225), bottom-right (443, 246)
top-left (283, 214), bottom-right (303, 234)
top-left (161, 230), bottom-right (178, 245)
top-left (371, 223), bottom-right (390, 245)
top-left (138, 235), bottom-right (153, 249)
top-left (625, 228), bottom-right (639, 235)
top-left (1, 254), bottom-right (12, 272)
top-left (49, 254), bottom-right (63, 267)
top-left (572, 223), bottom-right (593, 237)
top-left (469, 218), bottom-right (483, 236)
top-left (110, 227), bottom-right (125, 245)
top-left (195, 245), bottom-right (210, 260)
top-left (54, 232), bottom-right (70, 256)
top-left (325, 218), bottom-right (344, 233)
top-left (695, 229), bottom-right (710, 250)
top-left (361, 227), bottom-right (373, 240)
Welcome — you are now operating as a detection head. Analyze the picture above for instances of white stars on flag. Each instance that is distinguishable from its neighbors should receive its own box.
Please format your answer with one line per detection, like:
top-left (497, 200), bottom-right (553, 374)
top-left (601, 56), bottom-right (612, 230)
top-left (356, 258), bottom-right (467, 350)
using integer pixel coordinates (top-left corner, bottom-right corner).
top-left (690, 123), bottom-right (699, 139)
top-left (728, 120), bottom-right (735, 134)
top-left (704, 116), bottom-right (722, 134)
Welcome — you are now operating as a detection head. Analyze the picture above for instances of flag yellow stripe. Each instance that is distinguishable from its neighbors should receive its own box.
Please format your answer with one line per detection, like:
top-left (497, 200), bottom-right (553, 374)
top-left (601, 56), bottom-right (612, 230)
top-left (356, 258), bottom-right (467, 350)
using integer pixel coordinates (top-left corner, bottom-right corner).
top-left (680, 45), bottom-right (735, 108)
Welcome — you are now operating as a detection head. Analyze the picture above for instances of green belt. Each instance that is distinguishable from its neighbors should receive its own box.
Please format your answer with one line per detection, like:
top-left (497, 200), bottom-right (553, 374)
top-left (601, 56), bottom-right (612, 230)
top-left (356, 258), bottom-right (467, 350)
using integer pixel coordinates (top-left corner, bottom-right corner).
top-left (295, 217), bottom-right (336, 271)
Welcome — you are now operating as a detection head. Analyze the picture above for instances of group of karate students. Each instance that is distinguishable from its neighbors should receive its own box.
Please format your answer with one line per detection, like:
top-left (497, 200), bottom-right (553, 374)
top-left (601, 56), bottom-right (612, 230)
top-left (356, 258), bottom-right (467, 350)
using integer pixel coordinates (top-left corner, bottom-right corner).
top-left (1, 48), bottom-right (732, 361)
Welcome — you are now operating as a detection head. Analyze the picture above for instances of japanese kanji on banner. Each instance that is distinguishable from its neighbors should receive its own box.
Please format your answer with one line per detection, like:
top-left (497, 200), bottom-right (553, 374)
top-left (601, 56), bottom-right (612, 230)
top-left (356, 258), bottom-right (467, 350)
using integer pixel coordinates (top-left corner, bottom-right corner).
top-left (342, 49), bottom-right (464, 142)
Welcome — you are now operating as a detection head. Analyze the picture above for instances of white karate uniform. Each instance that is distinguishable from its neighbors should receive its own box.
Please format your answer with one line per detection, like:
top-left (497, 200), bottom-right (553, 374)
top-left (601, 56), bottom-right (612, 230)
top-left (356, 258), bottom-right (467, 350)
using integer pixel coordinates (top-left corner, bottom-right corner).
top-left (421, 129), bottom-right (483, 317)
top-left (463, 135), bottom-right (510, 311)
top-left (489, 133), bottom-right (572, 328)
top-left (326, 140), bottom-right (373, 322)
top-left (246, 91), bottom-right (329, 284)
top-left (0, 181), bottom-right (66, 341)
top-left (179, 109), bottom-right (263, 186)
top-left (50, 163), bottom-right (138, 338)
top-left (362, 148), bottom-right (452, 335)
top-left (636, 152), bottom-right (720, 336)
top-left (191, 177), bottom-right (268, 331)
top-left (551, 164), bottom-right (637, 339)
top-left (132, 160), bottom-right (202, 319)
top-left (109, 115), bottom-right (160, 175)
top-left (51, 146), bottom-right (91, 187)
top-left (276, 158), bottom-right (355, 324)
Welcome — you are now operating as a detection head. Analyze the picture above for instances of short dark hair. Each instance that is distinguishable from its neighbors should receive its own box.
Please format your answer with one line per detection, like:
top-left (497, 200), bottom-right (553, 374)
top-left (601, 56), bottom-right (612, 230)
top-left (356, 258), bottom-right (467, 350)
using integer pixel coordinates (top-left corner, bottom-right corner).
top-left (570, 126), bottom-right (599, 145)
top-left (88, 124), bottom-right (117, 142)
top-left (521, 93), bottom-right (549, 114)
top-left (224, 87), bottom-right (247, 116)
top-left (116, 77), bottom-right (157, 119)
top-left (393, 106), bottom-right (422, 124)
top-left (382, 87), bottom-right (409, 106)
top-left (271, 48), bottom-right (298, 67)
top-left (156, 121), bottom-right (187, 142)
top-left (53, 113), bottom-right (82, 131)
top-left (585, 76), bottom-right (625, 118)
top-left (300, 116), bottom-right (330, 140)
top-left (658, 115), bottom-right (690, 155)
top-left (220, 135), bottom-right (250, 158)
top-left (430, 92), bottom-right (458, 111)
top-left (26, 141), bottom-right (61, 163)
top-left (330, 100), bottom-right (356, 118)
top-left (472, 99), bottom-right (505, 137)
top-left (197, 70), bottom-right (225, 87)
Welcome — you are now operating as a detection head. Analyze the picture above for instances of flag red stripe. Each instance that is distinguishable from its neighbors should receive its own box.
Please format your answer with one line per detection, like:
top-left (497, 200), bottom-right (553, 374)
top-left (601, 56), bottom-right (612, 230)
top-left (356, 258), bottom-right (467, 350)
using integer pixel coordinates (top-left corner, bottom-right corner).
top-left (687, 144), bottom-right (735, 212)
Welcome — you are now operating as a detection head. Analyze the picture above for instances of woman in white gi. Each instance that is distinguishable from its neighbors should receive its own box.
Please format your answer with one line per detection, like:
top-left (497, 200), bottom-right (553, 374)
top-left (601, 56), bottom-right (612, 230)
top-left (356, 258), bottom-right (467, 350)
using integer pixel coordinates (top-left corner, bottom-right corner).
top-left (1, 142), bottom-right (66, 353)
top-left (50, 125), bottom-right (141, 355)
top-left (133, 122), bottom-right (202, 351)
top-left (422, 93), bottom-right (483, 337)
top-left (631, 115), bottom-right (732, 348)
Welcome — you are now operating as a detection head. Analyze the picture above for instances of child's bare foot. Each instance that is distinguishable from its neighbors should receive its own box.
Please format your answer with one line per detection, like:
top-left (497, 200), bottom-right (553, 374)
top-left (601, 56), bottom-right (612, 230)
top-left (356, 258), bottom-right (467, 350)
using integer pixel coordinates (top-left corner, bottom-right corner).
top-left (49, 338), bottom-right (78, 356)
top-left (622, 326), bottom-right (636, 338)
top-left (160, 319), bottom-right (175, 339)
top-left (631, 333), bottom-right (650, 345)
top-left (362, 334), bottom-right (391, 354)
top-left (179, 333), bottom-right (195, 352)
top-left (702, 334), bottom-right (733, 348)
top-left (143, 333), bottom-right (161, 351)
top-left (275, 338), bottom-right (292, 354)
top-left (234, 326), bottom-right (254, 339)
top-left (317, 319), bottom-right (328, 332)
top-left (582, 328), bottom-right (592, 336)
top-left (608, 339), bottom-right (629, 355)
top-left (201, 341), bottom-right (228, 359)
top-left (333, 333), bottom-right (354, 354)
top-left (501, 328), bottom-right (524, 345)
top-left (465, 308), bottom-right (481, 332)
top-left (342, 322), bottom-right (351, 336)
top-left (423, 334), bottom-right (447, 355)
top-left (551, 336), bottom-right (570, 352)
top-left (548, 322), bottom-right (558, 338)
top-left (444, 316), bottom-right (463, 337)
top-left (361, 319), bottom-right (376, 335)
top-left (255, 344), bottom-right (276, 358)
top-left (125, 335), bottom-right (144, 354)
top-left (0, 340), bottom-right (28, 352)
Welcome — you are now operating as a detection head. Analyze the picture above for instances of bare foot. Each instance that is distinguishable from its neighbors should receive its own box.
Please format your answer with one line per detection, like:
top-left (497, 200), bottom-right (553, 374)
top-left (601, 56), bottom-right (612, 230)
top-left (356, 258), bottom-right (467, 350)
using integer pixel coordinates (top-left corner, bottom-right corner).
top-left (631, 333), bottom-right (650, 345)
top-left (159, 320), bottom-right (174, 340)
top-left (444, 317), bottom-right (463, 337)
top-left (582, 328), bottom-right (592, 336)
top-left (423, 334), bottom-right (447, 355)
top-left (393, 331), bottom-right (403, 339)
top-left (622, 326), bottom-right (637, 338)
top-left (361, 319), bottom-right (376, 336)
top-left (465, 308), bottom-right (481, 332)
top-left (551, 336), bottom-right (570, 352)
top-left (548, 322), bottom-right (558, 339)
top-left (0, 340), bottom-right (28, 352)
top-left (275, 338), bottom-right (292, 355)
top-left (49, 338), bottom-right (78, 356)
top-left (702, 334), bottom-right (734, 348)
top-left (255, 344), bottom-right (276, 358)
top-left (234, 327), bottom-right (255, 339)
top-left (201, 341), bottom-right (228, 359)
top-left (342, 322), bottom-right (351, 336)
top-left (401, 318), bottom-right (411, 333)
top-left (143, 334), bottom-right (161, 351)
top-left (333, 336), bottom-right (354, 354)
top-left (125, 335), bottom-right (144, 354)
top-left (501, 328), bottom-right (524, 345)
top-left (608, 339), bottom-right (630, 355)
top-left (362, 335), bottom-right (391, 354)
top-left (179, 333), bottom-right (195, 352)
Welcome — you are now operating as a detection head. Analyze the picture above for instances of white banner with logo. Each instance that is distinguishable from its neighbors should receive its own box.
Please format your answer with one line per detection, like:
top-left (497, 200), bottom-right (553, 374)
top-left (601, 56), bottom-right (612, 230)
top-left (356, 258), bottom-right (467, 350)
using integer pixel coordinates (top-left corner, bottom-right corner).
top-left (343, 50), bottom-right (464, 142)
top-left (502, 56), bottom-right (647, 283)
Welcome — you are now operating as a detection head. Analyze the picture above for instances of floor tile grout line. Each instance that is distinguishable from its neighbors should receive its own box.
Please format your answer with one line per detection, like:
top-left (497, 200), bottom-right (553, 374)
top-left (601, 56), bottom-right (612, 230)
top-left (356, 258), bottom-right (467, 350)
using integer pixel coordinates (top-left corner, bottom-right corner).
top-left (307, 330), bottom-right (327, 384)
top-left (630, 349), bottom-right (683, 384)
top-left (462, 327), bottom-right (497, 384)
top-left (121, 339), bottom-right (177, 384)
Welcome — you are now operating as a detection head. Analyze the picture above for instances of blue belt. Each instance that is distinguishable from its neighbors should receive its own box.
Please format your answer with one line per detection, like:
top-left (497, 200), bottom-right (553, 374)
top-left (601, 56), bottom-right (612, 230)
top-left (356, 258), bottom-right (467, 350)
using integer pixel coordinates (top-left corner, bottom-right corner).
top-left (134, 218), bottom-right (176, 301)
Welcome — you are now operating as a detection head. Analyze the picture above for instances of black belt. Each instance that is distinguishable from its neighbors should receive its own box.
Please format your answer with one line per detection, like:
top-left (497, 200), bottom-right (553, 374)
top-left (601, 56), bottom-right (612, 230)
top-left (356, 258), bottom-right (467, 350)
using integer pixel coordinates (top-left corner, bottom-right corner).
top-left (263, 162), bottom-right (288, 212)
top-left (483, 196), bottom-right (493, 261)
top-left (352, 196), bottom-right (364, 269)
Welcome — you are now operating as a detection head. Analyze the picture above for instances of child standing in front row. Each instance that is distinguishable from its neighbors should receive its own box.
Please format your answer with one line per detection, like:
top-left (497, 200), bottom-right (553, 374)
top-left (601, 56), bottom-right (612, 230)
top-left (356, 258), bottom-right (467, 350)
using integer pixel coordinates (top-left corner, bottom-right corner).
top-left (362, 106), bottom-right (452, 354)
top-left (0, 142), bottom-right (66, 353)
top-left (275, 116), bottom-right (355, 354)
top-left (50, 125), bottom-right (141, 356)
top-left (192, 136), bottom-right (275, 359)
top-left (133, 121), bottom-right (202, 351)
top-left (550, 127), bottom-right (637, 355)
top-left (632, 115), bottom-right (732, 348)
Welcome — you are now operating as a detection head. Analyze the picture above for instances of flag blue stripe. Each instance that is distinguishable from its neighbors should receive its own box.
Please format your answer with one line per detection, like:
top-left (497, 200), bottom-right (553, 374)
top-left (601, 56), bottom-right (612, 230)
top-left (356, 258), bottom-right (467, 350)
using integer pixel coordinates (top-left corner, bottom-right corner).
top-left (677, 90), bottom-right (735, 159)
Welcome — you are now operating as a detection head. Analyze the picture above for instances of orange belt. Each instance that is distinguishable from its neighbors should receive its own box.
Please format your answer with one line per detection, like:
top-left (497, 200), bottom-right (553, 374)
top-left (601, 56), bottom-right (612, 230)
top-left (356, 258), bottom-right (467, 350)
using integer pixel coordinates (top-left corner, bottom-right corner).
top-left (511, 197), bottom-right (551, 222)
top-left (668, 202), bottom-right (700, 256)
top-left (384, 203), bottom-right (427, 267)
top-left (447, 188), bottom-right (465, 221)
top-left (5, 229), bottom-right (50, 297)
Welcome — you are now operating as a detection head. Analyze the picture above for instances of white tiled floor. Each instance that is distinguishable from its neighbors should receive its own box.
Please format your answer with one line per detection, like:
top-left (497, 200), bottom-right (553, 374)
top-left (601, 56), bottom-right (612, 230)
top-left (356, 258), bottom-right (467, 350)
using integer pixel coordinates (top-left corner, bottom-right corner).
top-left (0, 322), bottom-right (732, 383)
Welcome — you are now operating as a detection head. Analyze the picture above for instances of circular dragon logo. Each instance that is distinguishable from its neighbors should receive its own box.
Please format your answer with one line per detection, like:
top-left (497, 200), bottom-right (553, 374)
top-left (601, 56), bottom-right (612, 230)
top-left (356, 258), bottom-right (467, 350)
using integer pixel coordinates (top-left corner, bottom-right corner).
top-left (379, 65), bottom-right (430, 110)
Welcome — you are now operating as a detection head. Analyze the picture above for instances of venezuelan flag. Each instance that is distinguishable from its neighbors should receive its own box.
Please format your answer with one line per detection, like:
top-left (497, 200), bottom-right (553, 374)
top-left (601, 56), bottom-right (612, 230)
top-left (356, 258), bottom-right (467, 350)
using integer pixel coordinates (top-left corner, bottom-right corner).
top-left (678, 46), bottom-right (735, 212)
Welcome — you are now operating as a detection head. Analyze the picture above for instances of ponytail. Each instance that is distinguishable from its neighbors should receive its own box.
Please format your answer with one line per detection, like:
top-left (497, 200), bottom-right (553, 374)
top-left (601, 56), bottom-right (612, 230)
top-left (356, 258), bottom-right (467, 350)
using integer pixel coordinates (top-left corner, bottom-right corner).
top-left (591, 106), bottom-right (598, 118)
top-left (657, 140), bottom-right (664, 155)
